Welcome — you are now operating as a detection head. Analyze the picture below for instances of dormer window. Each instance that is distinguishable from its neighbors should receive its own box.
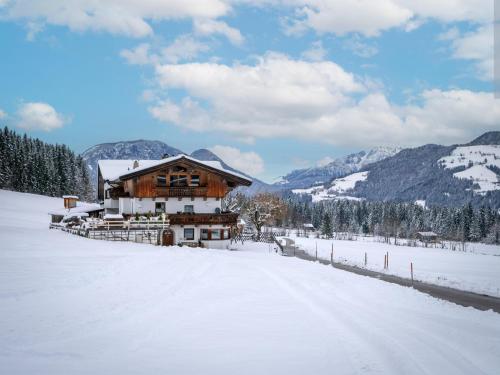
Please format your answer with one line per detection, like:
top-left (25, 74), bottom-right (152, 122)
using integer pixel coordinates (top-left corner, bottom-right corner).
top-left (170, 175), bottom-right (188, 187)
top-left (190, 175), bottom-right (200, 187)
top-left (157, 175), bottom-right (167, 187)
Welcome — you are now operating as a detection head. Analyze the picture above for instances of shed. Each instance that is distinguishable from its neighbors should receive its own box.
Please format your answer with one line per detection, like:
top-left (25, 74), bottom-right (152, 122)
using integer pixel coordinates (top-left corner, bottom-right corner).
top-left (416, 231), bottom-right (439, 243)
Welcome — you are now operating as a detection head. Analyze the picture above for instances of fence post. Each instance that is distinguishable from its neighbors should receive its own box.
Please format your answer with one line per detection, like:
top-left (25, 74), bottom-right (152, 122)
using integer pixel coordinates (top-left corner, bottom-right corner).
top-left (364, 252), bottom-right (367, 267)
top-left (386, 252), bottom-right (389, 269)
top-left (411, 262), bottom-right (414, 285)
top-left (384, 254), bottom-right (387, 270)
top-left (331, 248), bottom-right (333, 265)
top-left (315, 242), bottom-right (318, 260)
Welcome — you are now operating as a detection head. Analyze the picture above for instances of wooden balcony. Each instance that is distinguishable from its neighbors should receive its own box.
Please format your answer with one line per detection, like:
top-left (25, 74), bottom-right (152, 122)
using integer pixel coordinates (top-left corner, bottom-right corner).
top-left (156, 186), bottom-right (208, 197)
top-left (168, 212), bottom-right (239, 226)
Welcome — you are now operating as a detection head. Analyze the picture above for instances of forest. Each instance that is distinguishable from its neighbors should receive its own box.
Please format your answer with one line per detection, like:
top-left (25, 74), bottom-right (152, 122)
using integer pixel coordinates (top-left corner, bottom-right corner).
top-left (0, 127), bottom-right (93, 201)
top-left (234, 193), bottom-right (500, 244)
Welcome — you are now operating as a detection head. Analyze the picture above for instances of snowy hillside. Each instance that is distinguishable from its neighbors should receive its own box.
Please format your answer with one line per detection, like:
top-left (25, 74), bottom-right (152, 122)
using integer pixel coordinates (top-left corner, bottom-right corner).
top-left (439, 145), bottom-right (500, 195)
top-left (276, 146), bottom-right (401, 189)
top-left (291, 132), bottom-right (500, 208)
top-left (293, 171), bottom-right (368, 202)
top-left (2, 189), bottom-right (500, 373)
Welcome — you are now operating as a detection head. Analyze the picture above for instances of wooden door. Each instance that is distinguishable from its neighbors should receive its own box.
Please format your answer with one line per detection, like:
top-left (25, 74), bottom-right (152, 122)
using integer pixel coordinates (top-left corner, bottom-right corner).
top-left (162, 230), bottom-right (174, 246)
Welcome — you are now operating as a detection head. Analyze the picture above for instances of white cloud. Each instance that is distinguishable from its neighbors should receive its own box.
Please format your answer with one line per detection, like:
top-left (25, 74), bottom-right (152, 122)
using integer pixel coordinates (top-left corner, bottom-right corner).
top-left (0, 0), bottom-right (230, 38)
top-left (120, 43), bottom-right (153, 65)
top-left (316, 156), bottom-right (334, 167)
top-left (301, 40), bottom-right (327, 61)
top-left (448, 25), bottom-right (493, 81)
top-left (161, 35), bottom-right (210, 63)
top-left (148, 53), bottom-right (500, 147)
top-left (194, 19), bottom-right (244, 45)
top-left (343, 36), bottom-right (378, 58)
top-left (121, 35), bottom-right (210, 66)
top-left (17, 102), bottom-right (67, 131)
top-left (0, 108), bottom-right (6, 119)
top-left (209, 145), bottom-right (265, 175)
top-left (253, 0), bottom-right (492, 37)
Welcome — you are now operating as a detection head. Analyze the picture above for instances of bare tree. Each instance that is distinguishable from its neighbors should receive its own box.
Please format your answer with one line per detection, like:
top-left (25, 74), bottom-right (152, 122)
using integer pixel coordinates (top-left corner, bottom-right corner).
top-left (243, 193), bottom-right (286, 239)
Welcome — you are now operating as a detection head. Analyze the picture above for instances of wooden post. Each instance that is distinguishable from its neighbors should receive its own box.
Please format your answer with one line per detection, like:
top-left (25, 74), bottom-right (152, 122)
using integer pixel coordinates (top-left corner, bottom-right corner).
top-left (384, 254), bottom-right (387, 270)
top-left (411, 262), bottom-right (414, 285)
top-left (315, 242), bottom-right (318, 260)
top-left (386, 252), bottom-right (389, 269)
top-left (331, 248), bottom-right (333, 265)
top-left (364, 252), bottom-right (367, 267)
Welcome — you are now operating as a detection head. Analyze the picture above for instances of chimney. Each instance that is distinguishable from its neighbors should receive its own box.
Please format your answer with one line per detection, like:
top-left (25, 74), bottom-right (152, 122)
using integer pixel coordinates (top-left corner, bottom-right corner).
top-left (133, 160), bottom-right (139, 169)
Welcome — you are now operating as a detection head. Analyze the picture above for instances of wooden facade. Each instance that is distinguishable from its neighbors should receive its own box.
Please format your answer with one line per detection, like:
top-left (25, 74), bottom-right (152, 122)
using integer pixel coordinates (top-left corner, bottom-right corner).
top-left (117, 159), bottom-right (248, 199)
top-left (168, 212), bottom-right (239, 226)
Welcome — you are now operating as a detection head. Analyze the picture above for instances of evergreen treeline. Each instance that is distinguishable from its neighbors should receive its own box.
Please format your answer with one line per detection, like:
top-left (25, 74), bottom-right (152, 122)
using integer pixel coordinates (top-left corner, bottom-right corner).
top-left (276, 195), bottom-right (500, 244)
top-left (0, 127), bottom-right (93, 201)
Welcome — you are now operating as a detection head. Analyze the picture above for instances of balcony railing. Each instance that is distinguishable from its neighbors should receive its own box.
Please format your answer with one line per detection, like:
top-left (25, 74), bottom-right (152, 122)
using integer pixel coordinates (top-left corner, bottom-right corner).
top-left (168, 212), bottom-right (238, 226)
top-left (156, 186), bottom-right (208, 197)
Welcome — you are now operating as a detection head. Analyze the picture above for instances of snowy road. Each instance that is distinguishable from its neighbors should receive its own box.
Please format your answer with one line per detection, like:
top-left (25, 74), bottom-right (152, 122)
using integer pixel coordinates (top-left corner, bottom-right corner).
top-left (1, 190), bottom-right (500, 374)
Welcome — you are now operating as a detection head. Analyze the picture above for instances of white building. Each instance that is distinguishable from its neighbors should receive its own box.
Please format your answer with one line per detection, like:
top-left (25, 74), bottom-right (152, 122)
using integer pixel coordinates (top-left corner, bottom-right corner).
top-left (97, 155), bottom-right (252, 249)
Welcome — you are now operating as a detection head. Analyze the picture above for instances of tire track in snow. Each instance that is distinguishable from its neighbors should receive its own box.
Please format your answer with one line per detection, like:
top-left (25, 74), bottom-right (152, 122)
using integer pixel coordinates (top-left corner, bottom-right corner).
top-left (256, 263), bottom-right (489, 375)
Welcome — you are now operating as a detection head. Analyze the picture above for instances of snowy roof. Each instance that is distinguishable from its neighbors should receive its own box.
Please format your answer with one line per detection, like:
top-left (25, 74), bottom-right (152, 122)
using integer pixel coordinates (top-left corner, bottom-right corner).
top-left (303, 223), bottom-right (315, 228)
top-left (62, 195), bottom-right (79, 199)
top-left (104, 214), bottom-right (124, 220)
top-left (417, 231), bottom-right (438, 237)
top-left (98, 154), bottom-right (251, 184)
top-left (49, 202), bottom-right (102, 216)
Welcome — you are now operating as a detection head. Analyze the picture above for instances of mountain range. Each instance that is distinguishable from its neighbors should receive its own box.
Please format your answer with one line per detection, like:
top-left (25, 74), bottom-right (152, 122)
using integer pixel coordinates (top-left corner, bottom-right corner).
top-left (81, 131), bottom-right (500, 208)
top-left (292, 132), bottom-right (500, 208)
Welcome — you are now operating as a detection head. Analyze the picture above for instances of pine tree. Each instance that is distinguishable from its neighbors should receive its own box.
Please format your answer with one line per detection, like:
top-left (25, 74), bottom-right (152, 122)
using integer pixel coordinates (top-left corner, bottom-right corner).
top-left (321, 212), bottom-right (333, 238)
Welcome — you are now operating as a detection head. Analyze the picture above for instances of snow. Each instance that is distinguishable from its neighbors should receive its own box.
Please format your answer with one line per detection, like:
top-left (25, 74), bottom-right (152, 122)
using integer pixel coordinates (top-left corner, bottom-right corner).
top-left (48, 202), bottom-right (101, 216)
top-left (103, 213), bottom-right (124, 220)
top-left (415, 199), bottom-right (426, 208)
top-left (1, 189), bottom-right (500, 374)
top-left (454, 164), bottom-right (499, 194)
top-left (329, 171), bottom-right (368, 193)
top-left (292, 172), bottom-right (368, 202)
top-left (98, 154), bottom-right (251, 182)
top-left (283, 234), bottom-right (500, 297)
top-left (439, 145), bottom-right (500, 194)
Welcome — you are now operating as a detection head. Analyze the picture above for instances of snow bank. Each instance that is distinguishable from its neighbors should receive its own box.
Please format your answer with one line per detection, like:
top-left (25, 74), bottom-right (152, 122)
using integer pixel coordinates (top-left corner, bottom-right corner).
top-left (1, 190), bottom-right (500, 374)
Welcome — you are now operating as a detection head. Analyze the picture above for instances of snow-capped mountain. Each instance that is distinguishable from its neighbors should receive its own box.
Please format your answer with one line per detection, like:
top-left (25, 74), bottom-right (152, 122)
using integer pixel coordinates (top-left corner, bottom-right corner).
top-left (82, 140), bottom-right (183, 186)
top-left (276, 146), bottom-right (402, 189)
top-left (293, 132), bottom-right (500, 208)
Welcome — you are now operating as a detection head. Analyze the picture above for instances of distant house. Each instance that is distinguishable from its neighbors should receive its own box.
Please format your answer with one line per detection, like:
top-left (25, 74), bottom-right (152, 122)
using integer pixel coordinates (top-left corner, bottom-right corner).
top-left (97, 154), bottom-right (252, 249)
top-left (416, 231), bottom-right (439, 243)
top-left (303, 223), bottom-right (316, 232)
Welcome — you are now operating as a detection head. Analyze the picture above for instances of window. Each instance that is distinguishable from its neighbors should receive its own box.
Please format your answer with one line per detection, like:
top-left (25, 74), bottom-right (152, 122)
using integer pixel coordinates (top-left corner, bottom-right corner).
top-left (184, 228), bottom-right (195, 240)
top-left (170, 175), bottom-right (188, 187)
top-left (157, 175), bottom-right (167, 187)
top-left (190, 175), bottom-right (200, 186)
top-left (211, 229), bottom-right (221, 240)
top-left (184, 205), bottom-right (194, 213)
top-left (155, 202), bottom-right (165, 214)
top-left (201, 229), bottom-right (209, 240)
top-left (223, 229), bottom-right (230, 239)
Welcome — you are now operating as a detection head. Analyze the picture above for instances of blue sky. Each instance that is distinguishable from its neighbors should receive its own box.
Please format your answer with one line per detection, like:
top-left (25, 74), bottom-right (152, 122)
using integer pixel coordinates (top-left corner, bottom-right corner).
top-left (0, 1), bottom-right (496, 182)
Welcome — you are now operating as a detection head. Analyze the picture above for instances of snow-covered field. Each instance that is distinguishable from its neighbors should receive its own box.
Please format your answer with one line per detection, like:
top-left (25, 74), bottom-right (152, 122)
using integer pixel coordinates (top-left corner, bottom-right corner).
top-left (1, 190), bottom-right (500, 374)
top-left (284, 235), bottom-right (500, 297)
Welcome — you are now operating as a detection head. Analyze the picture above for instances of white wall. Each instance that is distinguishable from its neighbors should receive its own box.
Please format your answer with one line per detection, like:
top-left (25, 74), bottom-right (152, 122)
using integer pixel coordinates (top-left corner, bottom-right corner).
top-left (170, 225), bottom-right (231, 250)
